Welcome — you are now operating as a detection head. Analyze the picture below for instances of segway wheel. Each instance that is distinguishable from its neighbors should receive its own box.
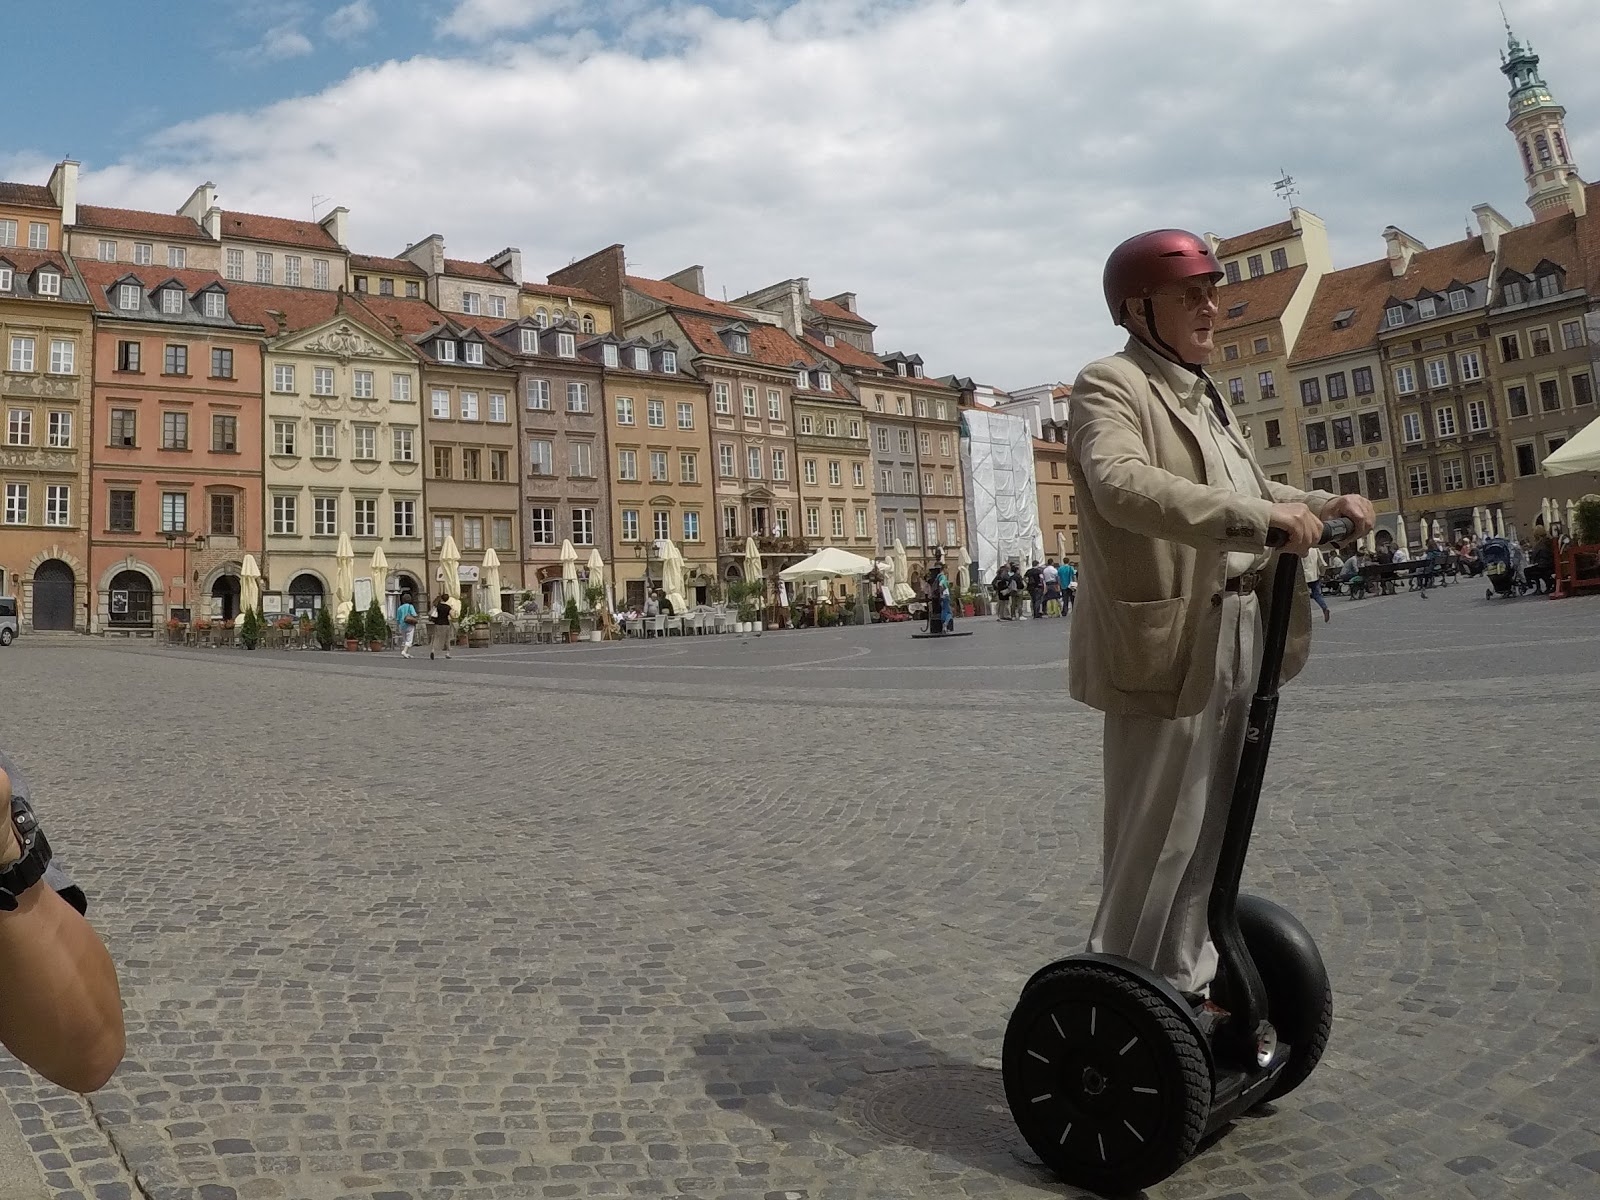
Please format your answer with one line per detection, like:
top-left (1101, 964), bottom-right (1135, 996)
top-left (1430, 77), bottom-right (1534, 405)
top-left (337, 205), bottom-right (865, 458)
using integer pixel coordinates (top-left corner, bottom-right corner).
top-left (1003, 962), bottom-right (1210, 1193)
top-left (1237, 896), bottom-right (1333, 1102)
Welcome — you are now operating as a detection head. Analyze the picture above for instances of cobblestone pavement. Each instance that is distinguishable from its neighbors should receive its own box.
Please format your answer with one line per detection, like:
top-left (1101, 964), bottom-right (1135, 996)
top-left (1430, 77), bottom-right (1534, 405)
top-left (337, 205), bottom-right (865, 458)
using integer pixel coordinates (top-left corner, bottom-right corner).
top-left (2, 577), bottom-right (1597, 1200)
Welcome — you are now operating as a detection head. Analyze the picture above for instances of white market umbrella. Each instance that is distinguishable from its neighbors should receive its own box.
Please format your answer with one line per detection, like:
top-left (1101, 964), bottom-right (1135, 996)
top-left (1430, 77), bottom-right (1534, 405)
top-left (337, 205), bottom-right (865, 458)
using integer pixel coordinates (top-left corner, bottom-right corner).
top-left (660, 539), bottom-right (688, 614)
top-left (1056, 531), bottom-right (1067, 561)
top-left (954, 545), bottom-right (971, 594)
top-left (890, 539), bottom-right (916, 603)
top-left (778, 546), bottom-right (875, 582)
top-left (1540, 497), bottom-right (1553, 528)
top-left (559, 539), bottom-right (579, 610)
top-left (1414, 515), bottom-right (1426, 550)
top-left (1494, 509), bottom-right (1507, 539)
top-left (1566, 498), bottom-right (1579, 533)
top-left (440, 533), bottom-right (462, 618)
top-left (585, 548), bottom-right (606, 611)
top-left (1542, 419), bottom-right (1600, 476)
top-left (878, 557), bottom-right (896, 607)
top-left (743, 536), bottom-right (763, 592)
top-left (335, 532), bottom-right (356, 620)
top-left (1472, 508), bottom-right (1485, 539)
top-left (240, 554), bottom-right (261, 617)
top-left (370, 546), bottom-right (389, 614)
top-left (1429, 519), bottom-right (1442, 543)
top-left (482, 548), bottom-right (503, 615)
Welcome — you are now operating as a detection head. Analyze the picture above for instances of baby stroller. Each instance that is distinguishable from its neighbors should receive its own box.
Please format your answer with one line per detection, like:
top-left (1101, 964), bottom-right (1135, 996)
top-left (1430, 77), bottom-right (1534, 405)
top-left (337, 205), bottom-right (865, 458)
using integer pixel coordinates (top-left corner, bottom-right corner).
top-left (1481, 537), bottom-right (1532, 599)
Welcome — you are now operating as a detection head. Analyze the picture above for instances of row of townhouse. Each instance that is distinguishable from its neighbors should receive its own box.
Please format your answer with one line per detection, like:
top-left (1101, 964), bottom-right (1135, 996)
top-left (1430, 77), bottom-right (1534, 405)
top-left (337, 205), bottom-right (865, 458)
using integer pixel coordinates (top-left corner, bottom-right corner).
top-left (0, 172), bottom-right (1042, 633)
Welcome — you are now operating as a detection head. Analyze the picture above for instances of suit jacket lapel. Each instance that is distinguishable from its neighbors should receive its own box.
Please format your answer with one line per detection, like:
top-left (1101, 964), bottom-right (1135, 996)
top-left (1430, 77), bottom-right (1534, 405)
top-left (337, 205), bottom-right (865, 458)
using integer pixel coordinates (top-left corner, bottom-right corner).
top-left (1125, 340), bottom-right (1216, 487)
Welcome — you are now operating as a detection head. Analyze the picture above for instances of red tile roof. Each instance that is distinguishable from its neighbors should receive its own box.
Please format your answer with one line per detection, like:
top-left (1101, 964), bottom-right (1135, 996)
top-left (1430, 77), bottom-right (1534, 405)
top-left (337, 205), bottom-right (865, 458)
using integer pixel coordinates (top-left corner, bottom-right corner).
top-left (802, 331), bottom-right (887, 373)
top-left (349, 292), bottom-right (450, 337)
top-left (75, 204), bottom-right (208, 240)
top-left (0, 251), bottom-right (87, 301)
top-left (1033, 437), bottom-right (1069, 453)
top-left (350, 253), bottom-right (426, 276)
top-left (221, 210), bottom-right (342, 251)
top-left (521, 280), bottom-right (603, 304)
top-left (1215, 220), bottom-right (1295, 258)
top-left (72, 261), bottom-right (239, 316)
top-left (1051, 384), bottom-right (1072, 399)
top-left (0, 182), bottom-right (57, 210)
top-left (624, 274), bottom-right (750, 320)
top-left (1215, 264), bottom-right (1308, 333)
top-left (1385, 234), bottom-right (1492, 301)
top-left (1494, 211), bottom-right (1580, 277)
top-left (444, 257), bottom-right (510, 283)
top-left (810, 296), bottom-right (874, 327)
top-left (1287, 258), bottom-right (1395, 365)
top-left (676, 314), bottom-right (817, 371)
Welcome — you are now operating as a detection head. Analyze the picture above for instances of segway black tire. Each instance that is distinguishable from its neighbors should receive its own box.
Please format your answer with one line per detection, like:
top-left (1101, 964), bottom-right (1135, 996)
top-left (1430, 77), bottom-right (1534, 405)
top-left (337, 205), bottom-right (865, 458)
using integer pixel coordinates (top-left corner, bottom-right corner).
top-left (1237, 895), bottom-right (1333, 1102)
top-left (1004, 962), bottom-right (1210, 1194)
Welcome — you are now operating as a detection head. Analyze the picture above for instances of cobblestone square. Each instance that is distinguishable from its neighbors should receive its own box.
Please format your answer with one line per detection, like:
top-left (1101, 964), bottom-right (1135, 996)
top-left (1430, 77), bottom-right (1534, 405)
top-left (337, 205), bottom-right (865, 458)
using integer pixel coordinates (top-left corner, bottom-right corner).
top-left (2, 583), bottom-right (1597, 1200)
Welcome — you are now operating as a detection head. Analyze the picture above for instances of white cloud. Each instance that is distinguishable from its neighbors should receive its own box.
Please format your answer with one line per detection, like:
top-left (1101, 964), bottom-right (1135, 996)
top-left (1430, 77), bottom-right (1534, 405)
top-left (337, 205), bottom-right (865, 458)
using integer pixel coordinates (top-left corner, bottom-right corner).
top-left (66, 0), bottom-right (1600, 385)
top-left (325, 0), bottom-right (377, 40)
top-left (437, 0), bottom-right (578, 42)
top-left (257, 24), bottom-right (314, 59)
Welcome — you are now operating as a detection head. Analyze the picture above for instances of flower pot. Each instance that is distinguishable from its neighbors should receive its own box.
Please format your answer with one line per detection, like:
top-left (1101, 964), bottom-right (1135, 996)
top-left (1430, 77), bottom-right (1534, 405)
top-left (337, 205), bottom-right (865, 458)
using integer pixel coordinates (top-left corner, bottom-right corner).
top-left (565, 629), bottom-right (581, 643)
top-left (468, 627), bottom-right (491, 647)
top-left (752, 620), bottom-right (764, 634)
top-left (368, 640), bottom-right (385, 652)
top-left (589, 630), bottom-right (603, 642)
top-left (344, 639), bottom-right (359, 651)
top-left (736, 621), bottom-right (748, 634)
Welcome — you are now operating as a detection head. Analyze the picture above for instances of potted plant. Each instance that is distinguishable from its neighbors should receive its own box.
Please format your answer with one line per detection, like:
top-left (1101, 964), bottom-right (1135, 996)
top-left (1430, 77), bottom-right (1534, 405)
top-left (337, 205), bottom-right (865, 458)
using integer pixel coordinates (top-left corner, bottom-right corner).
top-left (462, 611), bottom-right (492, 647)
top-left (366, 597), bottom-right (389, 651)
top-left (239, 606), bottom-right (261, 650)
top-left (166, 617), bottom-right (184, 643)
top-left (342, 607), bottom-right (364, 650)
top-left (1575, 496), bottom-right (1600, 546)
top-left (313, 605), bottom-right (335, 650)
top-left (563, 597), bottom-right (582, 643)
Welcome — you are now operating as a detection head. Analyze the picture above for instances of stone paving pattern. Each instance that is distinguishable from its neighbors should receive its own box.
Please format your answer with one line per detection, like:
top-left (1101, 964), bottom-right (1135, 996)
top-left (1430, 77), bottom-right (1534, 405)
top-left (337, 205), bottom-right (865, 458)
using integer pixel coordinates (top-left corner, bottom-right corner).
top-left (1, 578), bottom-right (1597, 1199)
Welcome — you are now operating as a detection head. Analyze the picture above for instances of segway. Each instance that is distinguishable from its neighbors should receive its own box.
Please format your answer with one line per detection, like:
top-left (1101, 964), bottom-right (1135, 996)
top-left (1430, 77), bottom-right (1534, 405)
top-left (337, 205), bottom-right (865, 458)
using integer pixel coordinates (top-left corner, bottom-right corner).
top-left (1002, 519), bottom-right (1350, 1194)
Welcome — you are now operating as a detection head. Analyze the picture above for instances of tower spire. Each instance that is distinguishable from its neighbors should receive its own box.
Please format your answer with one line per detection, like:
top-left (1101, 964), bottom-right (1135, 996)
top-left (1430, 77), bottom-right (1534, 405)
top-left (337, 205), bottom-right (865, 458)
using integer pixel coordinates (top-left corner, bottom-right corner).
top-left (1498, 15), bottom-right (1582, 221)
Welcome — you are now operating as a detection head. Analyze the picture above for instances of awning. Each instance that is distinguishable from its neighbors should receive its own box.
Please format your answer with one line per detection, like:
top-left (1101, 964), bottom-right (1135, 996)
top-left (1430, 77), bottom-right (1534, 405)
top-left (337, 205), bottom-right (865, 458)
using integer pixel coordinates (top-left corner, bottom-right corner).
top-left (1542, 419), bottom-right (1600, 477)
top-left (778, 547), bottom-right (875, 582)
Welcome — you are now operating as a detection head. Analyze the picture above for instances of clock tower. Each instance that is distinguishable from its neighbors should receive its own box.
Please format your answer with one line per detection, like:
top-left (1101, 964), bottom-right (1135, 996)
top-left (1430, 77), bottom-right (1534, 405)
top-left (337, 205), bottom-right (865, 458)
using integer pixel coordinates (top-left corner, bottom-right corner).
top-left (1501, 20), bottom-right (1582, 221)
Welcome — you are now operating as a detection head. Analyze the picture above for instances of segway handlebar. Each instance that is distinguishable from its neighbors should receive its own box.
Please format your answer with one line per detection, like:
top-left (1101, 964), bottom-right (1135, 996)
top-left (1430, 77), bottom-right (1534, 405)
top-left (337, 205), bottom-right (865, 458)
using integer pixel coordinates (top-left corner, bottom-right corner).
top-left (1264, 517), bottom-right (1353, 551)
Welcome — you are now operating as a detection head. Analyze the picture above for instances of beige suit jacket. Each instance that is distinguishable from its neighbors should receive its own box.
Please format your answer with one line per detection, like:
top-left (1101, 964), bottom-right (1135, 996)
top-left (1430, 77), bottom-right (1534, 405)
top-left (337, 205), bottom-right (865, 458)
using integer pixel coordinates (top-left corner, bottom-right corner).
top-left (1066, 339), bottom-right (1336, 719)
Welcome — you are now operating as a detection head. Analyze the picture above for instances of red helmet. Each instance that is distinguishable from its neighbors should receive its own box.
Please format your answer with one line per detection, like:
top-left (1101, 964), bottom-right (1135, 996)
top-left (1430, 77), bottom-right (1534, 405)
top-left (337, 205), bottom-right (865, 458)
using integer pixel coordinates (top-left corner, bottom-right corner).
top-left (1103, 229), bottom-right (1224, 325)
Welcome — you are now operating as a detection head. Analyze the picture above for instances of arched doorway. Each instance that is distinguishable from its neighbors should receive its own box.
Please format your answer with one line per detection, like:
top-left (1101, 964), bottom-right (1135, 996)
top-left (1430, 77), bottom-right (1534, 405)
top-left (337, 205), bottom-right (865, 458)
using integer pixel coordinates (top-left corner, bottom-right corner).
top-left (211, 573), bottom-right (241, 621)
top-left (388, 572), bottom-right (421, 613)
top-left (288, 574), bottom-right (324, 619)
top-left (32, 560), bottom-right (75, 630)
top-left (108, 570), bottom-right (153, 628)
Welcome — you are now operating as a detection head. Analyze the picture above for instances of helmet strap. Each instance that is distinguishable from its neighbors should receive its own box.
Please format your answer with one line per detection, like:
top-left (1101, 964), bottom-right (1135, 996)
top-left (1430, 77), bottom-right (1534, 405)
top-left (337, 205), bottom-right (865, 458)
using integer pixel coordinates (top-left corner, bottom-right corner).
top-left (1135, 299), bottom-right (1229, 427)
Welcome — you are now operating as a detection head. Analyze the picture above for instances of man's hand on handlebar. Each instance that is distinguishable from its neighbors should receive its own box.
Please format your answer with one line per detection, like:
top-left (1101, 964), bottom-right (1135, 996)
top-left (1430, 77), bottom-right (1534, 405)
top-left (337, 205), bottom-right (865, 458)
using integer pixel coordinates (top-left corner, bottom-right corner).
top-left (1267, 503), bottom-right (1324, 556)
top-left (1318, 493), bottom-right (1376, 542)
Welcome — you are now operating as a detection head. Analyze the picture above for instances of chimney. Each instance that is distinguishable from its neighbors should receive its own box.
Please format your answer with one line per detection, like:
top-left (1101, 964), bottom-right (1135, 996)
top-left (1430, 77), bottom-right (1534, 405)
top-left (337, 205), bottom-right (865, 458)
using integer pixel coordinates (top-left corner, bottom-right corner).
top-left (486, 247), bottom-right (522, 285)
top-left (1382, 226), bottom-right (1426, 278)
top-left (179, 182), bottom-right (217, 231)
top-left (203, 206), bottom-right (221, 240)
top-left (47, 160), bottom-right (78, 227)
top-left (664, 265), bottom-right (705, 296)
top-left (1566, 175), bottom-right (1587, 219)
top-left (319, 205), bottom-right (349, 249)
top-left (400, 234), bottom-right (446, 279)
top-left (1471, 204), bottom-right (1516, 253)
top-left (266, 309), bottom-right (287, 336)
top-left (827, 291), bottom-right (858, 313)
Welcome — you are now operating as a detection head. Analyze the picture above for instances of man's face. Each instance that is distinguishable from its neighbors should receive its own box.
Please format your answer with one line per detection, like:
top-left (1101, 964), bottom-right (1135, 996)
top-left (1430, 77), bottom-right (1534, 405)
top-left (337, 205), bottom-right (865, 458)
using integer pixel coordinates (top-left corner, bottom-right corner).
top-left (1131, 279), bottom-right (1220, 364)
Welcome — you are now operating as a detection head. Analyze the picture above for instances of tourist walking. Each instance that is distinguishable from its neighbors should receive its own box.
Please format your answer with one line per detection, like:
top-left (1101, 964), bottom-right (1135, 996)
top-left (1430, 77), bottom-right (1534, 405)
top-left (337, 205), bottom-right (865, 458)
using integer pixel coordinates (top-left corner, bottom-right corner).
top-left (428, 592), bottom-right (454, 660)
top-left (395, 593), bottom-right (419, 657)
top-left (1025, 560), bottom-right (1046, 618)
top-left (1043, 559), bottom-right (1063, 616)
top-left (1058, 559), bottom-right (1077, 613)
top-left (1069, 227), bottom-right (1372, 997)
top-left (1304, 544), bottom-right (1330, 621)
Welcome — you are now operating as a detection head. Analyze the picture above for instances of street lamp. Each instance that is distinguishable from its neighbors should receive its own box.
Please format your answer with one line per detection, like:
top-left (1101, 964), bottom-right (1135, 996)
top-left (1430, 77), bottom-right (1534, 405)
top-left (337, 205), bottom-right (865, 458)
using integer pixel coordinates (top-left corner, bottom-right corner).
top-left (164, 530), bottom-right (207, 615)
top-left (633, 539), bottom-right (659, 605)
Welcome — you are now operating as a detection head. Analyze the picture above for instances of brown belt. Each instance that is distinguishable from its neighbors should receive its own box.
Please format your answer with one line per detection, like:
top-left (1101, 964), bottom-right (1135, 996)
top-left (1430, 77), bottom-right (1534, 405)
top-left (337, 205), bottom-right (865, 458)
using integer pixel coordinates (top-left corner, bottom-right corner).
top-left (1224, 571), bottom-right (1262, 593)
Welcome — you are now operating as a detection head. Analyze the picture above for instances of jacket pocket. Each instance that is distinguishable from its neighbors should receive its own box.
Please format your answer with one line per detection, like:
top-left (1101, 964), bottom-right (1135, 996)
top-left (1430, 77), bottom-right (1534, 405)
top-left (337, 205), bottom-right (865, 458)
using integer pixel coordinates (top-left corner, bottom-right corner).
top-left (1107, 596), bottom-right (1188, 693)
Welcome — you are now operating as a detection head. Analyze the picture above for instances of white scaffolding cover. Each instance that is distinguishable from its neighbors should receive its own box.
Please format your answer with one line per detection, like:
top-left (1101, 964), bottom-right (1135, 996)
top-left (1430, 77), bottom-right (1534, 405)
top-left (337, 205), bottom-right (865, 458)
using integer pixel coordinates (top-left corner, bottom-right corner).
top-left (961, 408), bottom-right (1042, 583)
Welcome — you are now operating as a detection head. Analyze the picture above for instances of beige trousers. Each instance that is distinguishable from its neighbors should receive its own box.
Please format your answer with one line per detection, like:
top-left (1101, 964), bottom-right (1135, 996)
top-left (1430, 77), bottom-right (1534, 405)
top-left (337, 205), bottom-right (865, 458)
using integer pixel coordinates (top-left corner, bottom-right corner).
top-left (1088, 591), bottom-right (1262, 994)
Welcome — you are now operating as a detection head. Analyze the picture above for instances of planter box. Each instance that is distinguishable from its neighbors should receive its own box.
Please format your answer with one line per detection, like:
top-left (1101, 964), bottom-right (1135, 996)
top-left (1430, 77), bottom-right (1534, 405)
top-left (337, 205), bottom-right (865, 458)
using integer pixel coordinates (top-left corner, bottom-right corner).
top-left (344, 639), bottom-right (359, 651)
top-left (468, 627), bottom-right (491, 647)
top-left (368, 640), bottom-right (386, 652)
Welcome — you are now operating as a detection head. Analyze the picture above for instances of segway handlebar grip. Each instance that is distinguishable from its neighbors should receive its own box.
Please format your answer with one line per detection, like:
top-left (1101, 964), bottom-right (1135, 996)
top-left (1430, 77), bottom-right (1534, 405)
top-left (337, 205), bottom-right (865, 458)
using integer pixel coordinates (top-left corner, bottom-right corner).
top-left (1264, 517), bottom-right (1354, 551)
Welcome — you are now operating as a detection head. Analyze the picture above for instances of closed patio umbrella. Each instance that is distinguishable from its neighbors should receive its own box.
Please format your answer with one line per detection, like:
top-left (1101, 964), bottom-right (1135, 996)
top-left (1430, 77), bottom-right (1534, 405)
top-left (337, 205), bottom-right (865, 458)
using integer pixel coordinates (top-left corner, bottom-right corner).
top-left (559, 539), bottom-right (579, 610)
top-left (743, 536), bottom-right (763, 591)
top-left (1565, 498), bottom-right (1578, 533)
top-left (660, 540), bottom-right (689, 614)
top-left (1416, 515), bottom-right (1428, 550)
top-left (482, 548), bottom-right (503, 614)
top-left (370, 546), bottom-right (389, 613)
top-left (1429, 519), bottom-right (1443, 543)
top-left (954, 545), bottom-right (971, 595)
top-left (1473, 507), bottom-right (1485, 539)
top-left (440, 533), bottom-right (462, 618)
top-left (1056, 532), bottom-right (1067, 561)
top-left (890, 539), bottom-right (916, 603)
top-left (585, 548), bottom-right (606, 611)
top-left (1494, 509), bottom-right (1506, 540)
top-left (1540, 497), bottom-right (1553, 527)
top-left (240, 554), bottom-right (262, 617)
top-left (335, 532), bottom-right (356, 620)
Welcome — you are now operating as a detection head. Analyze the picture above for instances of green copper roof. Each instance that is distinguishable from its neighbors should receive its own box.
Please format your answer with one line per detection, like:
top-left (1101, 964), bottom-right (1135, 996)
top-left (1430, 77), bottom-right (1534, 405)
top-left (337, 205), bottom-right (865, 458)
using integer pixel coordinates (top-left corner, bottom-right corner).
top-left (1500, 24), bottom-right (1559, 116)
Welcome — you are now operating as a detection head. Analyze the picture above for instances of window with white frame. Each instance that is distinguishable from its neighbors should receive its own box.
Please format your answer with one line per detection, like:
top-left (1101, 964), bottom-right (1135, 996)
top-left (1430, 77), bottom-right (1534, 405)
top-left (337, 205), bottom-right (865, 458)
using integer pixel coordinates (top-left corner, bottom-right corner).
top-left (629, 347), bottom-right (648, 371)
top-left (650, 451), bottom-right (668, 482)
top-left (1408, 464), bottom-right (1431, 497)
top-left (944, 472), bottom-right (954, 494)
top-left (620, 509), bottom-right (639, 542)
top-left (852, 462), bottom-right (864, 486)
top-left (255, 251), bottom-right (273, 283)
top-left (618, 449), bottom-right (638, 480)
top-left (312, 366), bottom-right (334, 396)
top-left (460, 391), bottom-right (479, 421)
top-left (312, 422), bottom-right (336, 458)
top-left (881, 469), bottom-right (893, 492)
top-left (799, 415), bottom-right (814, 434)
top-left (223, 248), bottom-right (243, 279)
top-left (1418, 296), bottom-right (1436, 320)
top-left (462, 516), bottom-right (483, 550)
top-left (746, 447), bottom-right (762, 478)
top-left (925, 518), bottom-right (938, 545)
top-left (876, 428), bottom-right (888, 451)
top-left (45, 484), bottom-right (68, 527)
top-left (902, 469), bottom-right (914, 492)
top-left (1449, 288), bottom-right (1469, 312)
top-left (464, 342), bottom-right (484, 365)
top-left (615, 396), bottom-right (635, 425)
top-left (1467, 399), bottom-right (1490, 432)
top-left (898, 429), bottom-right (911, 454)
top-left (24, 222), bottom-right (46, 249)
top-left (652, 510), bottom-right (670, 541)
top-left (353, 497), bottom-right (377, 537)
top-left (723, 506), bottom-right (740, 537)
top-left (489, 295), bottom-right (506, 318)
top-left (662, 351), bottom-right (677, 373)
top-left (273, 364), bottom-right (295, 392)
top-left (430, 515), bottom-right (451, 549)
top-left (489, 392), bottom-right (506, 422)
top-left (271, 494), bottom-right (296, 534)
top-left (7, 409), bottom-right (30, 445)
top-left (1435, 406), bottom-right (1457, 438)
top-left (1458, 351), bottom-right (1482, 381)
top-left (160, 490), bottom-right (186, 532)
top-left (527, 379), bottom-right (550, 409)
top-left (567, 382), bottom-right (590, 412)
top-left (520, 328), bottom-right (539, 354)
top-left (96, 238), bottom-right (117, 261)
top-left (0, 220), bottom-right (14, 247)
top-left (118, 283), bottom-right (140, 311)
top-left (272, 420), bottom-right (297, 455)
top-left (47, 411), bottom-right (71, 447)
top-left (772, 449), bottom-right (787, 479)
top-left (647, 398), bottom-right (665, 427)
top-left (47, 338), bottom-right (74, 374)
top-left (528, 439), bottom-right (553, 475)
top-left (437, 340), bottom-right (456, 363)
top-left (1394, 365), bottom-right (1417, 394)
top-left (856, 509), bottom-right (869, 537)
top-left (348, 369), bottom-right (373, 399)
top-left (391, 372), bottom-right (412, 402)
top-left (391, 426), bottom-right (415, 462)
top-left (683, 510), bottom-right (700, 542)
top-left (313, 260), bottom-right (329, 289)
top-left (133, 242), bottom-right (151, 264)
top-left (818, 371), bottom-right (832, 392)
top-left (161, 287), bottom-right (184, 314)
top-left (1385, 305), bottom-right (1405, 328)
top-left (714, 382), bottom-right (731, 414)
top-left (431, 390), bottom-right (451, 419)
top-left (828, 461), bottom-right (841, 486)
top-left (532, 308), bottom-right (548, 328)
top-left (904, 517), bottom-right (919, 546)
top-left (572, 507), bottom-right (595, 545)
top-left (353, 424), bottom-right (376, 460)
top-left (767, 389), bottom-right (782, 420)
top-left (804, 459), bottom-right (817, 484)
top-left (922, 472), bottom-right (933, 494)
top-left (284, 256), bottom-right (301, 287)
top-left (677, 402), bottom-right (694, 430)
top-left (919, 431), bottom-right (931, 456)
top-left (0, 267), bottom-right (12, 290)
top-left (806, 507), bottom-right (820, 537)
top-left (461, 292), bottom-right (481, 315)
top-left (392, 498), bottom-right (416, 538)
top-left (823, 417), bottom-right (837, 436)
top-left (570, 441), bottom-right (593, 477)
top-left (557, 332), bottom-right (575, 357)
top-left (719, 444), bottom-right (735, 476)
top-left (742, 386), bottom-right (757, 417)
top-left (882, 515), bottom-right (895, 546)
top-left (1426, 358), bottom-right (1449, 389)
top-left (680, 452), bottom-right (697, 482)
top-left (796, 369), bottom-right (808, 389)
top-left (1440, 458), bottom-right (1464, 491)
top-left (1402, 412), bottom-right (1422, 442)
top-left (314, 495), bottom-right (338, 535)
top-left (1473, 452), bottom-right (1497, 487)
top-left (3, 483), bottom-right (26, 524)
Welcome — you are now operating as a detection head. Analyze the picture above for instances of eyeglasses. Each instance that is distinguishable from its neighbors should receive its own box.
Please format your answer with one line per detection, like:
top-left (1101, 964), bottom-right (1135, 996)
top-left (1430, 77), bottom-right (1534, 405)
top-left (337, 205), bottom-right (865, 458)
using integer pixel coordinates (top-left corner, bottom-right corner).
top-left (1155, 282), bottom-right (1220, 309)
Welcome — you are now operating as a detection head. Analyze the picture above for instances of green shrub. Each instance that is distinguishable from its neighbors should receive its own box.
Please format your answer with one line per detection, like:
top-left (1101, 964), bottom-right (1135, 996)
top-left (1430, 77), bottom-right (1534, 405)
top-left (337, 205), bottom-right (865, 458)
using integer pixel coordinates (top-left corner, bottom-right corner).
top-left (366, 597), bottom-right (388, 644)
top-left (343, 607), bottom-right (365, 643)
top-left (1575, 496), bottom-right (1600, 545)
top-left (564, 597), bottom-right (581, 631)
top-left (314, 605), bottom-right (336, 650)
top-left (239, 606), bottom-right (261, 649)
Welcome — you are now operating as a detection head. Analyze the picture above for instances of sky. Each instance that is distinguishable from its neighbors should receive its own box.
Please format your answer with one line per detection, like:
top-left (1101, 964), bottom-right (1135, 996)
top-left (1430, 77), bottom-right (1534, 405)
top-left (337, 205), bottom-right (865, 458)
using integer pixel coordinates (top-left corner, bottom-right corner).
top-left (5, 0), bottom-right (1599, 389)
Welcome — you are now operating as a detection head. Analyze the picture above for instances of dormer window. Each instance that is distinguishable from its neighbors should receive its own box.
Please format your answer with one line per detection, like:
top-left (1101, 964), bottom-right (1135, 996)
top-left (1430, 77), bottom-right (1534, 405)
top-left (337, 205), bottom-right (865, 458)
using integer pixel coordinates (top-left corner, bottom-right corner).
top-left (796, 369), bottom-right (808, 389)
top-left (1536, 270), bottom-right (1561, 299)
top-left (912, 363), bottom-right (923, 378)
top-left (161, 287), bottom-right (184, 314)
top-left (533, 307), bottom-right (548, 328)
top-left (519, 328), bottom-right (538, 354)
top-left (1332, 308), bottom-right (1356, 330)
top-left (464, 342), bottom-right (484, 365)
top-left (818, 370), bottom-right (832, 391)
top-left (660, 350), bottom-right (676, 373)
top-left (1448, 288), bottom-right (1469, 312)
top-left (824, 334), bottom-right (835, 347)
top-left (0, 268), bottom-right (12, 292)
top-left (1384, 305), bottom-right (1406, 328)
top-left (461, 291), bottom-right (481, 315)
top-left (895, 361), bottom-right (907, 376)
top-left (118, 284), bottom-right (141, 311)
top-left (1502, 281), bottom-right (1525, 306)
top-left (557, 332), bottom-right (576, 358)
top-left (203, 291), bottom-right (226, 319)
top-left (1418, 296), bottom-right (1436, 320)
top-left (437, 340), bottom-right (457, 363)
top-left (632, 347), bottom-right (649, 371)
top-left (730, 332), bottom-right (749, 354)
top-left (602, 344), bottom-right (619, 368)
top-left (36, 270), bottom-right (61, 298)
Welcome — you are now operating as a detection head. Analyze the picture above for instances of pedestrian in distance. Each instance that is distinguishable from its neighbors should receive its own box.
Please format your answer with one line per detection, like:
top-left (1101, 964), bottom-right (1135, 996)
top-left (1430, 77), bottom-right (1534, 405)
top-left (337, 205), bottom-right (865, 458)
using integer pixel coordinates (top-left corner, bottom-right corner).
top-left (1068, 228), bottom-right (1373, 1005)
top-left (1026, 560), bottom-right (1046, 619)
top-left (1043, 558), bottom-right (1063, 616)
top-left (1058, 559), bottom-right (1077, 613)
top-left (1304, 543), bottom-right (1331, 621)
top-left (395, 592), bottom-right (419, 658)
top-left (429, 591), bottom-right (454, 660)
